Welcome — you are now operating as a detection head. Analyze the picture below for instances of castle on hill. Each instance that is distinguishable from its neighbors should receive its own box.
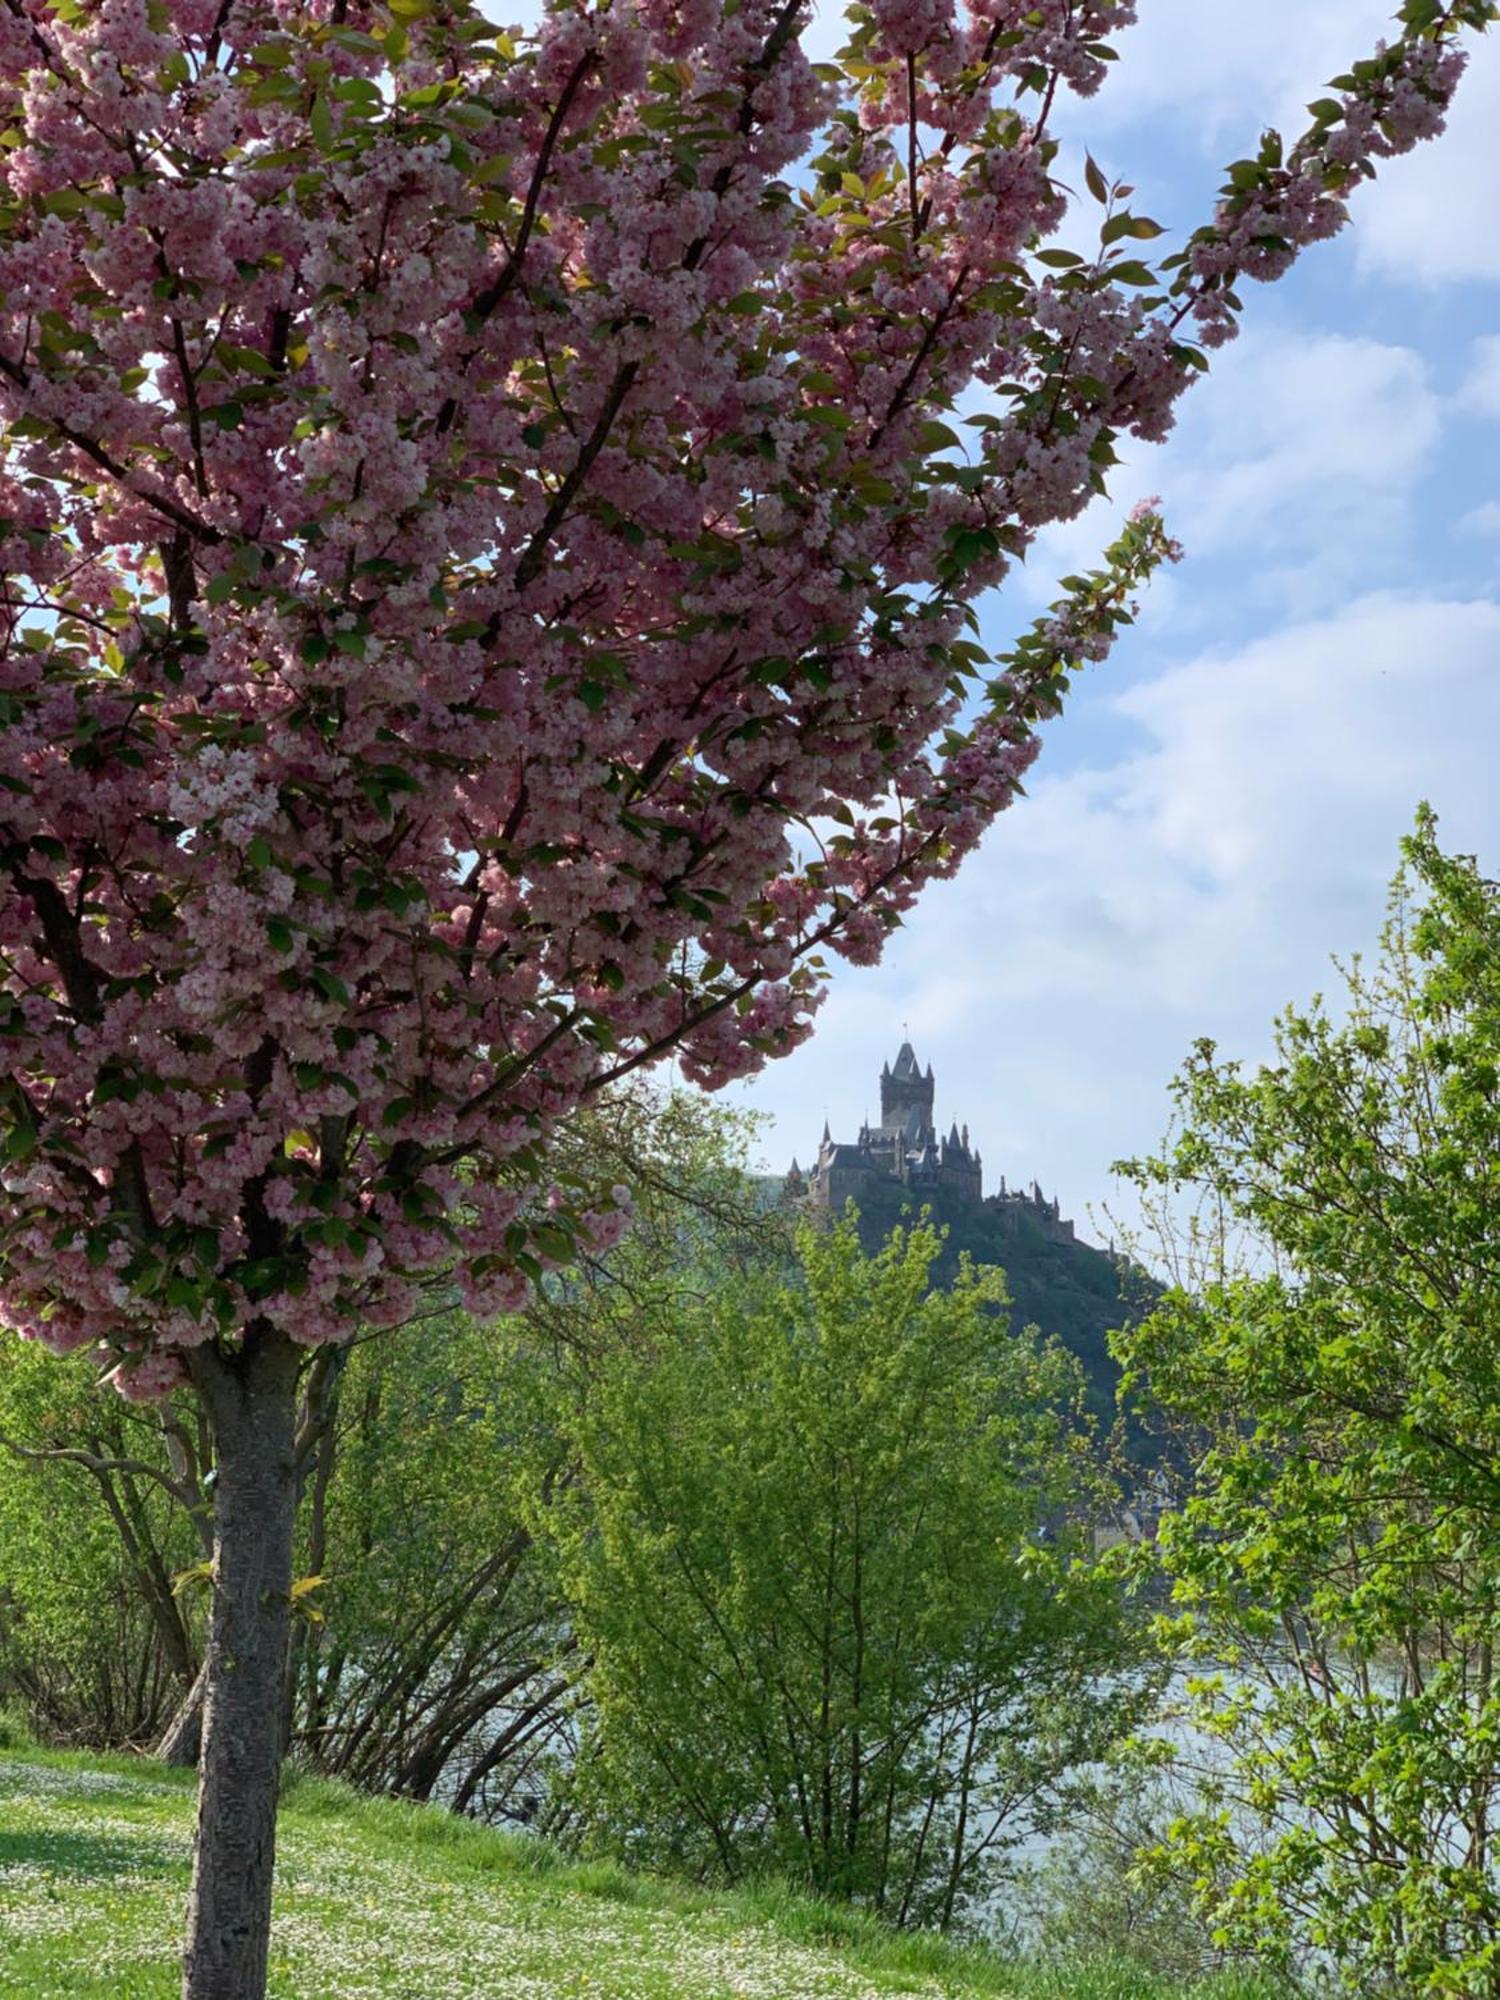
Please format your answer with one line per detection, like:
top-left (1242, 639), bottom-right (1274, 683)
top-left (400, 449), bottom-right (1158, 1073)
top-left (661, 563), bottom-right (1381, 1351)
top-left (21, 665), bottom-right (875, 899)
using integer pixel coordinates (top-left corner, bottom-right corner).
top-left (784, 1039), bottom-right (1077, 1245)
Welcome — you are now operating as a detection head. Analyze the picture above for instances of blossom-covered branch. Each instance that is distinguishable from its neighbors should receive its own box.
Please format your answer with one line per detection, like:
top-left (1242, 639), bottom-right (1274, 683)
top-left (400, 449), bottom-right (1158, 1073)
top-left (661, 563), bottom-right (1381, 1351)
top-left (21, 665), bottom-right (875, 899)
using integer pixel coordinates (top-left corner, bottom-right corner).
top-left (0, 0), bottom-right (1489, 1392)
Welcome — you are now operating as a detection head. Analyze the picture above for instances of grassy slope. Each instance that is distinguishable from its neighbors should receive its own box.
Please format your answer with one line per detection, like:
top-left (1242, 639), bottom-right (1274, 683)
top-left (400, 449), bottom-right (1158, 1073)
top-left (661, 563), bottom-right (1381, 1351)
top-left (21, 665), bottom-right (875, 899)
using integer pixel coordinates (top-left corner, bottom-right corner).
top-left (0, 1749), bottom-right (1282, 2000)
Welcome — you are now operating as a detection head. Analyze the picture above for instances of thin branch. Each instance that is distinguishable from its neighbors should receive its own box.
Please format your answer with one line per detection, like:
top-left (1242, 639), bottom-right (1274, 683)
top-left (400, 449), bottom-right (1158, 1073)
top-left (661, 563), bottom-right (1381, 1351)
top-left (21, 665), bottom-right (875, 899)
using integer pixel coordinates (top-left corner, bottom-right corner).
top-left (0, 1431), bottom-right (203, 1513)
top-left (512, 362), bottom-right (638, 590)
top-left (434, 50), bottom-right (599, 439)
top-left (0, 348), bottom-right (223, 546)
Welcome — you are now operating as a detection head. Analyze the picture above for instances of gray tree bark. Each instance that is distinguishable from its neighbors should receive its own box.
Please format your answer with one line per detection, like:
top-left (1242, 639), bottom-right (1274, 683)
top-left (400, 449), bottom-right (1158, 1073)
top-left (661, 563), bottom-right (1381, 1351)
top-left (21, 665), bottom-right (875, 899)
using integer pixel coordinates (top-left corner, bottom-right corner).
top-left (156, 1659), bottom-right (206, 1767)
top-left (181, 1330), bottom-right (301, 2000)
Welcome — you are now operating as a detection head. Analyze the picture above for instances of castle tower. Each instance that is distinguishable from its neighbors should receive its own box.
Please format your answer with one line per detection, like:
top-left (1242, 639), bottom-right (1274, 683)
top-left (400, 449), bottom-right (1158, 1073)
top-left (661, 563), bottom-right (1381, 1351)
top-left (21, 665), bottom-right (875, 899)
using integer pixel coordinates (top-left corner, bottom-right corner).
top-left (799, 1034), bottom-right (983, 1209)
top-left (880, 1040), bottom-right (935, 1139)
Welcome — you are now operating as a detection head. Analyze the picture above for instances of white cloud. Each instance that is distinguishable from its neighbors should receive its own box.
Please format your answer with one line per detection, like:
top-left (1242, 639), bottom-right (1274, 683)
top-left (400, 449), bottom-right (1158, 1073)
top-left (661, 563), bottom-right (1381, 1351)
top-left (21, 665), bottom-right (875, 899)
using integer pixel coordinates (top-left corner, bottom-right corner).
top-left (1076, 0), bottom-right (1395, 149)
top-left (1461, 500), bottom-right (1500, 538)
top-left (1155, 330), bottom-right (1438, 563)
top-left (742, 595), bottom-right (1500, 1228)
top-left (1460, 335), bottom-right (1500, 420)
top-left (1016, 324), bottom-right (1441, 625)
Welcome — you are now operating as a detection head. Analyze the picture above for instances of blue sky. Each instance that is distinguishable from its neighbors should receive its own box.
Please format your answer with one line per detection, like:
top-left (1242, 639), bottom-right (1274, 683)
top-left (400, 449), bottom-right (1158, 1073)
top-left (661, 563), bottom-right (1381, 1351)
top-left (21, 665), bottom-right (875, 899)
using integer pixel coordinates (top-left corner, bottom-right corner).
top-left (730, 3), bottom-right (1500, 1238)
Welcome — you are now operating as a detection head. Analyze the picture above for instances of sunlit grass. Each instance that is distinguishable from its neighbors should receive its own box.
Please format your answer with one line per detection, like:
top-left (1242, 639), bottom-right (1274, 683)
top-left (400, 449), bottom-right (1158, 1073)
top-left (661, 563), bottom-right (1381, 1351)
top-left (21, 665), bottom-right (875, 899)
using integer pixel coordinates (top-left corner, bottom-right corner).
top-left (0, 1748), bottom-right (1290, 2000)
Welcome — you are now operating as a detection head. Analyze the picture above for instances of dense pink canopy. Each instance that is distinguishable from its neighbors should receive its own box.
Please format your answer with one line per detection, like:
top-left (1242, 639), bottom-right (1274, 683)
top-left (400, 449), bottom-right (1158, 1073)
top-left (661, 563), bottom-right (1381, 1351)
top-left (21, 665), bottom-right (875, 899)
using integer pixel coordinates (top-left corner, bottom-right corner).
top-left (0, 0), bottom-right (1485, 1389)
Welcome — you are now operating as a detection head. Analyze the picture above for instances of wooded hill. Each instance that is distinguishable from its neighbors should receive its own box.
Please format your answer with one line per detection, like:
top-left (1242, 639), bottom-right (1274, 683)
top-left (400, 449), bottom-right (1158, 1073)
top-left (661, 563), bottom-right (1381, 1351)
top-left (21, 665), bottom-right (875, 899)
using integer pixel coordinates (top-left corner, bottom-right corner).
top-left (836, 1179), bottom-right (1161, 1458)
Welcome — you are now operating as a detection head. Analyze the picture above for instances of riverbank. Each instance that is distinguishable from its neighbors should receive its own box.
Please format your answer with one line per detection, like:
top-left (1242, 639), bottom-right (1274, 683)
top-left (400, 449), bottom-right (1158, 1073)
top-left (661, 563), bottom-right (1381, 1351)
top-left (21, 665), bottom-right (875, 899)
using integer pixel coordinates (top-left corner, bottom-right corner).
top-left (0, 1746), bottom-right (1290, 2000)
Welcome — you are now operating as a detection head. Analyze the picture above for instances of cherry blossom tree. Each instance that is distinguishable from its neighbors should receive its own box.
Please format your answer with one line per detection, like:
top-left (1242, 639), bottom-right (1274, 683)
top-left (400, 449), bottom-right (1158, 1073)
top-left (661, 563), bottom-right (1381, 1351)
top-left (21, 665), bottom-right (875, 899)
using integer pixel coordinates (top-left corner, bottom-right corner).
top-left (0, 0), bottom-right (1490, 1992)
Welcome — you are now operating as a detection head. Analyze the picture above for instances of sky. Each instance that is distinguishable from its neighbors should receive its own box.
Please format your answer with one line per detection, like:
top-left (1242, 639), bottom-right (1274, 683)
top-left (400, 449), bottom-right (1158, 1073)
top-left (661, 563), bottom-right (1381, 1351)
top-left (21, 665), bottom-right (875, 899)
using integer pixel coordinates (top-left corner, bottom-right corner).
top-left (727, 2), bottom-right (1500, 1239)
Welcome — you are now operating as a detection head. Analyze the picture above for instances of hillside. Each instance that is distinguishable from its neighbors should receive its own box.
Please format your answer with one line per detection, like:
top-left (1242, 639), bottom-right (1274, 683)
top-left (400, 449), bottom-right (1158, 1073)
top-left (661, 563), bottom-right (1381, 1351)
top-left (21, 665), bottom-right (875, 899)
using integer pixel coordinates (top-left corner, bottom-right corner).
top-left (845, 1179), bottom-right (1159, 1453)
top-left (0, 1747), bottom-right (1284, 2000)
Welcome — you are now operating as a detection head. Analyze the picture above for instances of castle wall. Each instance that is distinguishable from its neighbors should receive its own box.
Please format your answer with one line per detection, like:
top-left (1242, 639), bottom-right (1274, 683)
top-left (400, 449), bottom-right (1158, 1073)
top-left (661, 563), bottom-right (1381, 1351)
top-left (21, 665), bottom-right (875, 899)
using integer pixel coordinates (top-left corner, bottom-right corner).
top-left (823, 1164), bottom-right (874, 1211)
top-left (982, 1193), bottom-right (1076, 1244)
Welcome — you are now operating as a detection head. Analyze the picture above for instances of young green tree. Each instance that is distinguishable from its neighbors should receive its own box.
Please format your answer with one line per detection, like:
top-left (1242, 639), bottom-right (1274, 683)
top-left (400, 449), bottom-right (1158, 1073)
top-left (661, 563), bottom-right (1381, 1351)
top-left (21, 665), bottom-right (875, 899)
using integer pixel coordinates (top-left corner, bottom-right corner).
top-left (0, 1090), bottom-right (777, 1798)
top-left (549, 1214), bottom-right (1154, 1928)
top-left (0, 1333), bottom-right (208, 1746)
top-left (1115, 812), bottom-right (1500, 1997)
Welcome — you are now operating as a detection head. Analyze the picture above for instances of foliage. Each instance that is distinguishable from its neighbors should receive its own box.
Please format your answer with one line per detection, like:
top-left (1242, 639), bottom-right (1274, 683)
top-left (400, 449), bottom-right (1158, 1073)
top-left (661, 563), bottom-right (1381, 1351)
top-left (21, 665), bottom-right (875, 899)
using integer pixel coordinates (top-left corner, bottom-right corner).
top-left (0, 1091), bottom-right (776, 1799)
top-left (1113, 813), bottom-right (1500, 1996)
top-left (548, 1213), bottom-right (1157, 1926)
top-left (0, 1296), bottom-right (580, 1789)
top-left (0, 1745), bottom-right (1297, 2000)
top-left (292, 1090), bottom-right (782, 1812)
top-left (0, 1336), bottom-right (207, 1745)
top-left (281, 1303), bottom-right (569, 1806)
top-left (0, 1703), bottom-right (32, 1749)
top-left (1022, 1768), bottom-right (1260, 1985)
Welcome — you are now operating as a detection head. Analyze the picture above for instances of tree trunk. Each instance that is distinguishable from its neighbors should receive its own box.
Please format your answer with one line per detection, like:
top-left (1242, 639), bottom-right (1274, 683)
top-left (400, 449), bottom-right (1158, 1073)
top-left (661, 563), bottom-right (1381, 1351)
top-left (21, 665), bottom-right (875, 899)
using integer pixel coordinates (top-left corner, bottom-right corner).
top-left (281, 1352), bottom-right (343, 1759)
top-left (156, 1659), bottom-right (207, 1767)
top-left (182, 1331), bottom-right (301, 2000)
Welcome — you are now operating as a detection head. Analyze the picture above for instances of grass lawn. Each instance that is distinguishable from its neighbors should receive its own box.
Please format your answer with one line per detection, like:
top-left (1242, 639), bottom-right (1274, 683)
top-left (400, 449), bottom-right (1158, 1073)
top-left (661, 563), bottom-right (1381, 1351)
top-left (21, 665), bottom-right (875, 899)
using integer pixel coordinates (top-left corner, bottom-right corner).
top-left (0, 1747), bottom-right (1287, 2000)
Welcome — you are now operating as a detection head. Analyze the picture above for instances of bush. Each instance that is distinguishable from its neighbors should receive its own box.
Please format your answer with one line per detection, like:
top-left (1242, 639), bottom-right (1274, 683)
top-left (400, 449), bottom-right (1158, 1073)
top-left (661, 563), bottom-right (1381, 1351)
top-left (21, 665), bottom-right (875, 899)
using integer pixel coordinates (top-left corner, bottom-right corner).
top-left (548, 1213), bottom-right (1158, 1926)
top-left (1115, 815), bottom-right (1500, 1996)
top-left (0, 1703), bottom-right (33, 1750)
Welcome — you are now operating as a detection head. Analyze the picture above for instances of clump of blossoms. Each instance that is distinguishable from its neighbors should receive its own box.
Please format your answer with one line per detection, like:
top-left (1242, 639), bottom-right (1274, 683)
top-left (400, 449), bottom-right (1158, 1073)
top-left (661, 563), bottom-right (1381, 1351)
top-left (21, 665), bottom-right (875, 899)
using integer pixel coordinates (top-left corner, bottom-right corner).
top-left (0, 0), bottom-right (1489, 1991)
top-left (0, 0), bottom-right (1485, 1387)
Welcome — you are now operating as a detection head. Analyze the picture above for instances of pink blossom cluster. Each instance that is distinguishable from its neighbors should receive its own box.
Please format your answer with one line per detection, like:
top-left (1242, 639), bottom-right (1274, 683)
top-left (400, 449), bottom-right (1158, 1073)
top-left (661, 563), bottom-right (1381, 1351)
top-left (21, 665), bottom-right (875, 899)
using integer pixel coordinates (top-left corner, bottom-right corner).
top-left (968, 0), bottom-right (1139, 100)
top-left (0, 0), bottom-right (1486, 1392)
top-left (859, 0), bottom-right (1138, 110)
top-left (1328, 38), bottom-right (1469, 160)
top-left (1180, 24), bottom-right (1476, 347)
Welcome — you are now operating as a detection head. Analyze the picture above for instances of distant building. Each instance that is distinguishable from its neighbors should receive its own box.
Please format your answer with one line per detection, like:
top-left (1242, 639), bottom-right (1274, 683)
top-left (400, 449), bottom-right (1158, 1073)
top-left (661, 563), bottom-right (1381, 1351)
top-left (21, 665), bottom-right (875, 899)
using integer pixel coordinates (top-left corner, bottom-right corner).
top-left (786, 1039), bottom-right (1076, 1245)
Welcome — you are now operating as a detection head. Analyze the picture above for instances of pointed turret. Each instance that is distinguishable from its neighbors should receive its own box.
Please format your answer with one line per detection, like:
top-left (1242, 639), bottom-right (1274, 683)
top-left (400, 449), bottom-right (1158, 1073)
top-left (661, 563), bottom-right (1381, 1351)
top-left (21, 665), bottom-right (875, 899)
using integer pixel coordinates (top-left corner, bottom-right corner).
top-left (881, 1037), bottom-right (934, 1135)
